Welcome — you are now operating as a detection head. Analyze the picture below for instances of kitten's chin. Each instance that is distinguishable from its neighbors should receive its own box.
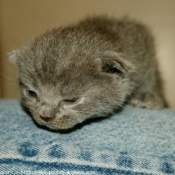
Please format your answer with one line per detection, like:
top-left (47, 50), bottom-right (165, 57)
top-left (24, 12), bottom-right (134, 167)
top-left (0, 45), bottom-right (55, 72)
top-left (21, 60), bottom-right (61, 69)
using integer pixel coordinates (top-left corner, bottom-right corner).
top-left (44, 124), bottom-right (60, 130)
top-left (46, 117), bottom-right (81, 130)
top-left (46, 124), bottom-right (73, 130)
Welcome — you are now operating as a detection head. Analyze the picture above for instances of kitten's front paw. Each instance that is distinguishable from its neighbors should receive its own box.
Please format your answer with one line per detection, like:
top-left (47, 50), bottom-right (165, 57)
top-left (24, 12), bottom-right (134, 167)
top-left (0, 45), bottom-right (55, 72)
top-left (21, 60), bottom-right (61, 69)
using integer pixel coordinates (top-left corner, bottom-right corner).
top-left (131, 92), bottom-right (164, 109)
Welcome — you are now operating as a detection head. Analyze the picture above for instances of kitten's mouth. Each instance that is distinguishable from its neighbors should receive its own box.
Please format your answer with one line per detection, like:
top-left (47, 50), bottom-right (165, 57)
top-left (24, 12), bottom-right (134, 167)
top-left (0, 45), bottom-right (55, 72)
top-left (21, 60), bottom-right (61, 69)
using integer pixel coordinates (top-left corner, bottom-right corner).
top-left (33, 108), bottom-right (82, 130)
top-left (37, 115), bottom-right (79, 130)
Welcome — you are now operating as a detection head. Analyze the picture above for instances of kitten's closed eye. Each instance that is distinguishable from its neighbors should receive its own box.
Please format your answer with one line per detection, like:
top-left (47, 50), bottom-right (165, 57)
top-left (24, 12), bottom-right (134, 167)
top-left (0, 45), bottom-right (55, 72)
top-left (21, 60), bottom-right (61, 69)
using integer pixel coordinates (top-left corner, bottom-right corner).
top-left (27, 90), bottom-right (37, 98)
top-left (101, 60), bottom-right (126, 77)
top-left (63, 98), bottom-right (79, 105)
top-left (102, 67), bottom-right (123, 75)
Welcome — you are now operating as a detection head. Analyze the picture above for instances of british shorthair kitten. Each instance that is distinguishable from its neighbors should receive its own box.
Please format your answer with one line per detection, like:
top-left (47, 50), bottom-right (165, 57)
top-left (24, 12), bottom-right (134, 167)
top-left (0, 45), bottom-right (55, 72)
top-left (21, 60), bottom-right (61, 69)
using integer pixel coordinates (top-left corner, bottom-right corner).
top-left (10, 17), bottom-right (165, 130)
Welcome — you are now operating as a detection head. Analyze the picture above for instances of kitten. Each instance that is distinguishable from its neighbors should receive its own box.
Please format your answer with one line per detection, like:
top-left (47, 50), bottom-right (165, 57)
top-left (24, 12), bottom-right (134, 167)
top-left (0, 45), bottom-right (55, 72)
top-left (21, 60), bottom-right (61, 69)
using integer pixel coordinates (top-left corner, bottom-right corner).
top-left (10, 16), bottom-right (165, 130)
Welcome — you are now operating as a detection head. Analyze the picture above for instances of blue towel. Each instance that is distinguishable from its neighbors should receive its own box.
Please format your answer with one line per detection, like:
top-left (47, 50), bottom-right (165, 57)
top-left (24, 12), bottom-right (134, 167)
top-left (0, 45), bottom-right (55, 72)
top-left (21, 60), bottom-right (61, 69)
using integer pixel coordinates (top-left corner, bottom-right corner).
top-left (0, 100), bottom-right (175, 174)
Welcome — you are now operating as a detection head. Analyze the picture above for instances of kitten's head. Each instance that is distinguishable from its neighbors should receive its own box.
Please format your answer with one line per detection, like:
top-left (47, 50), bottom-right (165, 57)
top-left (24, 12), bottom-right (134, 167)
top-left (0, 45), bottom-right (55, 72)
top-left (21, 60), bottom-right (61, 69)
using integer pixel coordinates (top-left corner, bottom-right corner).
top-left (10, 25), bottom-right (134, 130)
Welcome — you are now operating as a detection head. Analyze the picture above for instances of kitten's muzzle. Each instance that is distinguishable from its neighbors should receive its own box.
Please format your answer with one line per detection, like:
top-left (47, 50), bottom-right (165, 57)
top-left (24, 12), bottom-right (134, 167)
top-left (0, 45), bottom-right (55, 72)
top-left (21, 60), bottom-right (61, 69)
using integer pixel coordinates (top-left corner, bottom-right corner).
top-left (39, 105), bottom-right (56, 122)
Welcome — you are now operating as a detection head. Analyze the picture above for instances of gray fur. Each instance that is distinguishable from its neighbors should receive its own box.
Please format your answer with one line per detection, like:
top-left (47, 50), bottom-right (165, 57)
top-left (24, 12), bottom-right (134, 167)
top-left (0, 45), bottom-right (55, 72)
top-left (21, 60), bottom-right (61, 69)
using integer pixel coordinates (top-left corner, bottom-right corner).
top-left (10, 16), bottom-right (165, 130)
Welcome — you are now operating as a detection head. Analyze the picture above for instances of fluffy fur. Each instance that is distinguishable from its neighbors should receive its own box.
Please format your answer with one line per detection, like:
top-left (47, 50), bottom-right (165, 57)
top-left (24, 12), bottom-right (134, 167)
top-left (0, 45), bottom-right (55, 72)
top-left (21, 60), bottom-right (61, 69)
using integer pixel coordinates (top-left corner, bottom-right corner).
top-left (10, 17), bottom-right (165, 130)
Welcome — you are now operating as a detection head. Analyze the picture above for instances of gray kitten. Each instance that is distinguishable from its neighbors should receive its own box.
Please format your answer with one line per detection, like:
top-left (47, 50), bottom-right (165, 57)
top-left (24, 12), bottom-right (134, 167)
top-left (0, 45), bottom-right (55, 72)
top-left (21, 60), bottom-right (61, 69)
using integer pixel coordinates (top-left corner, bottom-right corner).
top-left (10, 17), bottom-right (165, 130)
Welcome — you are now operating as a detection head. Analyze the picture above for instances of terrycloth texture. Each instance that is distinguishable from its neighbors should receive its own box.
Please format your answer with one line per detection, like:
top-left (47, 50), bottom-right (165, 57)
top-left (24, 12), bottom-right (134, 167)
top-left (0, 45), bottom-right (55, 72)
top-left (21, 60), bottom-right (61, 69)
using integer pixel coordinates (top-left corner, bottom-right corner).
top-left (0, 100), bottom-right (175, 175)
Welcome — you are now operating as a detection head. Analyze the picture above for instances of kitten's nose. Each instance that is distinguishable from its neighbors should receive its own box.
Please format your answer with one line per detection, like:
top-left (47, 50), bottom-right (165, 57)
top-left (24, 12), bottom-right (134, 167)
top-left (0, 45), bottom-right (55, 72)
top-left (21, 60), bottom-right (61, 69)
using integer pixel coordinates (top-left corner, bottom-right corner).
top-left (39, 106), bottom-right (55, 122)
top-left (40, 115), bottom-right (53, 122)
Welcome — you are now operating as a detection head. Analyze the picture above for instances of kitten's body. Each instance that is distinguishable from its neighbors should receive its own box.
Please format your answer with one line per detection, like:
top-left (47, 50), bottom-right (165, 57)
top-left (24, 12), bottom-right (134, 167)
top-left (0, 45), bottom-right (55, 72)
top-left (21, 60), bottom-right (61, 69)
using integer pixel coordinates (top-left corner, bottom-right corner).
top-left (10, 17), bottom-right (165, 130)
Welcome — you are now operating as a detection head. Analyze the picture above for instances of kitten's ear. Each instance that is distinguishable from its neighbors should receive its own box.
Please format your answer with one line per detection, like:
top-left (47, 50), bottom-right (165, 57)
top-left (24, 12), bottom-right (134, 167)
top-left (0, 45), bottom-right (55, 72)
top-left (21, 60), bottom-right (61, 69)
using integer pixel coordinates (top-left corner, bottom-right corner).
top-left (95, 52), bottom-right (135, 78)
top-left (8, 49), bottom-right (21, 65)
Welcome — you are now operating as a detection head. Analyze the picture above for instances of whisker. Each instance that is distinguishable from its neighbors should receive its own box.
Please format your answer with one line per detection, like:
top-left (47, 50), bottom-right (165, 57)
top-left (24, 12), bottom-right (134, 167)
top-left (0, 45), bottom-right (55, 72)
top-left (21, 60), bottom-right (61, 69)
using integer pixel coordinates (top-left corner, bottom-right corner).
top-left (6, 82), bottom-right (19, 87)
top-left (4, 61), bottom-right (17, 74)
top-left (0, 71), bottom-right (18, 83)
